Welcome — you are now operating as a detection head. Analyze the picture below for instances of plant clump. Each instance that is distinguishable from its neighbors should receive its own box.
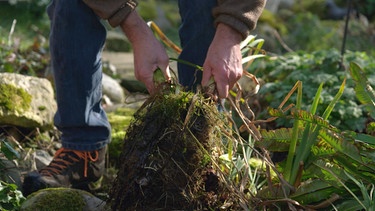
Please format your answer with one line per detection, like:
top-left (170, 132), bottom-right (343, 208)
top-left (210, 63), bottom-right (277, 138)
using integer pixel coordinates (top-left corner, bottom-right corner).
top-left (108, 81), bottom-right (241, 210)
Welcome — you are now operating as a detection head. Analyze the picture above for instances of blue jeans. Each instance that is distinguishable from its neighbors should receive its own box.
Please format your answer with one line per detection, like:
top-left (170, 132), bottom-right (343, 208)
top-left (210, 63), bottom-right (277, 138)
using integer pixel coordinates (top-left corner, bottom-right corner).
top-left (178, 0), bottom-right (216, 90)
top-left (47, 0), bottom-right (216, 150)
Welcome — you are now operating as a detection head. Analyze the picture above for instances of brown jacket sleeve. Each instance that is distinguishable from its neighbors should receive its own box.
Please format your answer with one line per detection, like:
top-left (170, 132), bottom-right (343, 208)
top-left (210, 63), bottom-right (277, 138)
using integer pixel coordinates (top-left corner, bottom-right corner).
top-left (82, 0), bottom-right (138, 27)
top-left (213, 0), bottom-right (266, 39)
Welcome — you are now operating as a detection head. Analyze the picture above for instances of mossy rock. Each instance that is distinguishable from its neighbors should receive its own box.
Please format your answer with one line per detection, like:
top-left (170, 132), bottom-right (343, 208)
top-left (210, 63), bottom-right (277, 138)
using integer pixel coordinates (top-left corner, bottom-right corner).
top-left (0, 83), bottom-right (32, 113)
top-left (20, 188), bottom-right (107, 211)
top-left (0, 73), bottom-right (56, 130)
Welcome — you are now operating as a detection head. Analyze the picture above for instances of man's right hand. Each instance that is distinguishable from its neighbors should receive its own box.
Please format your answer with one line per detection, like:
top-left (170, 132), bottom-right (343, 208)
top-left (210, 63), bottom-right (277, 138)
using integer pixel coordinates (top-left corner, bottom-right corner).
top-left (120, 11), bottom-right (170, 94)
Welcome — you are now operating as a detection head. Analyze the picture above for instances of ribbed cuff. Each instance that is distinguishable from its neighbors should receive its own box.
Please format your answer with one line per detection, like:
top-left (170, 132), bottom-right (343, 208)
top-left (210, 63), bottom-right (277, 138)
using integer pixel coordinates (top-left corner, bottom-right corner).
top-left (214, 14), bottom-right (254, 40)
top-left (108, 0), bottom-right (138, 27)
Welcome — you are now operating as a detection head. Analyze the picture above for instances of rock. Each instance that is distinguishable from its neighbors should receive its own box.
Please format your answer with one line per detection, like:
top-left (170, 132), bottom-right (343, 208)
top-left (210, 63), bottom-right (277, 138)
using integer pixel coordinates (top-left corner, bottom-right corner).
top-left (0, 156), bottom-right (22, 188)
top-left (120, 78), bottom-right (148, 94)
top-left (20, 188), bottom-right (107, 211)
top-left (34, 149), bottom-right (52, 171)
top-left (104, 31), bottom-right (131, 52)
top-left (0, 73), bottom-right (56, 130)
top-left (102, 73), bottom-right (125, 104)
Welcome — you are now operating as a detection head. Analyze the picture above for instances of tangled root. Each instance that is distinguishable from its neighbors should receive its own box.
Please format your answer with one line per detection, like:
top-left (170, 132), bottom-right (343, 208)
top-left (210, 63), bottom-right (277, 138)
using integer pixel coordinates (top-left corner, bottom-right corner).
top-left (108, 86), bottom-right (242, 210)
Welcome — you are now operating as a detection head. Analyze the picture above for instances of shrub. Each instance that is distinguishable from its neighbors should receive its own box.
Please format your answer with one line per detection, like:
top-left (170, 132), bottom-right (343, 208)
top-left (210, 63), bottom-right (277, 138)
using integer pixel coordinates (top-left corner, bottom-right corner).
top-left (249, 49), bottom-right (375, 132)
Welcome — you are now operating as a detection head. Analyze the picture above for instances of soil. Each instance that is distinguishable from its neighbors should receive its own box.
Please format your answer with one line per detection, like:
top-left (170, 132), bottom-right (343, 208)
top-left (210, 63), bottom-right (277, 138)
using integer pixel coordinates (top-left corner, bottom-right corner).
top-left (107, 84), bottom-right (242, 210)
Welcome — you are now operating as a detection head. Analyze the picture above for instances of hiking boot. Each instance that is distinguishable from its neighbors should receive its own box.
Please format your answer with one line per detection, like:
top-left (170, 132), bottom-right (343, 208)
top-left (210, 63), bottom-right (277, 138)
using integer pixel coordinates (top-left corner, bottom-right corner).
top-left (22, 146), bottom-right (106, 196)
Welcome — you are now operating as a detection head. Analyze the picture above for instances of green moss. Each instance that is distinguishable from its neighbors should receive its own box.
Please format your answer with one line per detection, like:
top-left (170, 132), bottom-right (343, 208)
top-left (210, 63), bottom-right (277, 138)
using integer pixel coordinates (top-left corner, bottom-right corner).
top-left (22, 188), bottom-right (86, 211)
top-left (107, 107), bottom-right (136, 166)
top-left (38, 106), bottom-right (46, 111)
top-left (0, 83), bottom-right (32, 113)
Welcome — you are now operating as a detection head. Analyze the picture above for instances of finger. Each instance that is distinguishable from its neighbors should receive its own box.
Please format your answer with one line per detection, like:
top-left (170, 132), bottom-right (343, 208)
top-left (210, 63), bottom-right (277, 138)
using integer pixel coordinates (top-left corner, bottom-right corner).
top-left (145, 76), bottom-right (155, 95)
top-left (201, 64), bottom-right (212, 87)
top-left (228, 68), bottom-right (243, 90)
top-left (215, 76), bottom-right (230, 99)
top-left (135, 70), bottom-right (155, 95)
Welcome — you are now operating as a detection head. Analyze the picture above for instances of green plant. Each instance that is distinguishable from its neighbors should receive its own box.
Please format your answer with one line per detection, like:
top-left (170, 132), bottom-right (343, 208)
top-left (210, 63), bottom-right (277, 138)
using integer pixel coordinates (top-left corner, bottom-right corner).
top-left (0, 138), bottom-right (24, 211)
top-left (0, 181), bottom-right (25, 211)
top-left (253, 68), bottom-right (375, 209)
top-left (349, 62), bottom-right (375, 119)
top-left (0, 138), bottom-right (20, 161)
top-left (250, 49), bottom-right (375, 132)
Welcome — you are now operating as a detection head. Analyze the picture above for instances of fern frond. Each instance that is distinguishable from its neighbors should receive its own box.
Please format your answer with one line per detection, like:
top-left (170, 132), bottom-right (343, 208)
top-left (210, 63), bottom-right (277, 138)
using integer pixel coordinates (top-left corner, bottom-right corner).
top-left (267, 108), bottom-right (287, 118)
top-left (291, 109), bottom-right (338, 132)
top-left (349, 62), bottom-right (375, 119)
top-left (259, 128), bottom-right (295, 151)
top-left (319, 129), bottom-right (362, 163)
top-left (311, 144), bottom-right (335, 157)
top-left (261, 128), bottom-right (294, 141)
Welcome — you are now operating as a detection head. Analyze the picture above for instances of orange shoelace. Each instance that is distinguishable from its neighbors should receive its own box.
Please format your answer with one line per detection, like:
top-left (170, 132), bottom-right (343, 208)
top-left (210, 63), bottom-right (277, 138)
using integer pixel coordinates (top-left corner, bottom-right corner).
top-left (40, 148), bottom-right (99, 178)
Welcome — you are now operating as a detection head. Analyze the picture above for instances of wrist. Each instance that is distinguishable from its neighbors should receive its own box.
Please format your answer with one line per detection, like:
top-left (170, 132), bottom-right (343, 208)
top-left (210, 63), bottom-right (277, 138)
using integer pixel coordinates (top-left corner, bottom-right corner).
top-left (215, 23), bottom-right (243, 44)
top-left (120, 11), bottom-right (149, 44)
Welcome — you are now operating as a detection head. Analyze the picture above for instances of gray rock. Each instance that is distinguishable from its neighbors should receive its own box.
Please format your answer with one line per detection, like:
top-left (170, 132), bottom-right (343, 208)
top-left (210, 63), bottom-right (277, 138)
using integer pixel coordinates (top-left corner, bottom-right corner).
top-left (104, 30), bottom-right (131, 52)
top-left (102, 73), bottom-right (125, 104)
top-left (20, 188), bottom-right (107, 211)
top-left (34, 149), bottom-right (52, 171)
top-left (0, 73), bottom-right (56, 130)
top-left (0, 156), bottom-right (22, 188)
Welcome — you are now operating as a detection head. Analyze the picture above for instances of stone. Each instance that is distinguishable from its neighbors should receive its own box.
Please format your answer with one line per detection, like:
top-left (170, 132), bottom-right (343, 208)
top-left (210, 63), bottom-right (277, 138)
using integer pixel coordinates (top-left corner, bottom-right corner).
top-left (34, 149), bottom-right (53, 171)
top-left (104, 31), bottom-right (131, 52)
top-left (0, 73), bottom-right (56, 130)
top-left (102, 73), bottom-right (125, 104)
top-left (20, 188), bottom-right (107, 211)
top-left (0, 156), bottom-right (22, 188)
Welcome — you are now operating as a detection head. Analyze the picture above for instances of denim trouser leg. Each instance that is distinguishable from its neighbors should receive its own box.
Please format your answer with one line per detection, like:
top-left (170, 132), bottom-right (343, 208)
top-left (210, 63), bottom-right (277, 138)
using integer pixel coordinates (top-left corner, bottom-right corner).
top-left (47, 0), bottom-right (111, 151)
top-left (178, 0), bottom-right (217, 91)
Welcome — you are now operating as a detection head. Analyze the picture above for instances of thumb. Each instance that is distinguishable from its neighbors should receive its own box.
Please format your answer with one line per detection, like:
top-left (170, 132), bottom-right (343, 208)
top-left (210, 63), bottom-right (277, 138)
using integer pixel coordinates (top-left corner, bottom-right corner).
top-left (162, 65), bottom-right (171, 81)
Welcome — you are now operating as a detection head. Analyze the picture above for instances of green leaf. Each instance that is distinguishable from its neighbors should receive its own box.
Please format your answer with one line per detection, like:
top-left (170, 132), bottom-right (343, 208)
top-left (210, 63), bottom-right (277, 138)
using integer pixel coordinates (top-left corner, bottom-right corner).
top-left (349, 62), bottom-right (375, 119)
top-left (291, 179), bottom-right (335, 204)
top-left (291, 110), bottom-right (338, 132)
top-left (335, 200), bottom-right (368, 211)
top-left (259, 128), bottom-right (295, 151)
top-left (333, 154), bottom-right (375, 185)
top-left (344, 171), bottom-right (374, 209)
top-left (355, 133), bottom-right (375, 145)
top-left (322, 78), bottom-right (346, 120)
top-left (319, 129), bottom-right (362, 163)
top-left (0, 139), bottom-right (20, 160)
top-left (310, 82), bottom-right (324, 115)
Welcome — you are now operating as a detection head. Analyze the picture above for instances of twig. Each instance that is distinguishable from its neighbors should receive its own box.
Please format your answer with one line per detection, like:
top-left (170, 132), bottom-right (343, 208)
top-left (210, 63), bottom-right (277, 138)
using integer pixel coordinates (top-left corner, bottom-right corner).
top-left (341, 0), bottom-right (352, 63)
top-left (8, 19), bottom-right (17, 46)
top-left (272, 29), bottom-right (294, 53)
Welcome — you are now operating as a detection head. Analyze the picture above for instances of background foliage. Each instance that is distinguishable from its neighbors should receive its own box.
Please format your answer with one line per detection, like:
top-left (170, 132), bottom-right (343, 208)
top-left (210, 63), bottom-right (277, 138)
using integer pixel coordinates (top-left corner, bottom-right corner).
top-left (0, 0), bottom-right (374, 209)
top-left (249, 49), bottom-right (375, 132)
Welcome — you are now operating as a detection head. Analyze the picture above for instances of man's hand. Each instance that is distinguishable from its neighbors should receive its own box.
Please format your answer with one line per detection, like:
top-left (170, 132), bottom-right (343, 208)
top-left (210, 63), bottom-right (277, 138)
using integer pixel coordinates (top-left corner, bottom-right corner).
top-left (201, 23), bottom-right (243, 99)
top-left (120, 11), bottom-right (170, 94)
